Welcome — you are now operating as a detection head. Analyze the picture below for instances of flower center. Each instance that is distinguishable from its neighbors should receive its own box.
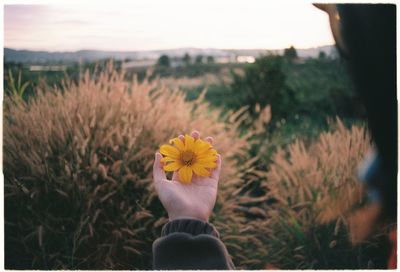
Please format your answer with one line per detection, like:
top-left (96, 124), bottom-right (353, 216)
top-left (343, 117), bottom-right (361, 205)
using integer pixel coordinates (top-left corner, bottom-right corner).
top-left (181, 150), bottom-right (196, 166)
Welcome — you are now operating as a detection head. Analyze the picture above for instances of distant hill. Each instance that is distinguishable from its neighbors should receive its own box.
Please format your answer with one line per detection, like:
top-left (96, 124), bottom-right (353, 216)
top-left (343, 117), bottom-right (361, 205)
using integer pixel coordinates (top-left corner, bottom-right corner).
top-left (4, 45), bottom-right (336, 64)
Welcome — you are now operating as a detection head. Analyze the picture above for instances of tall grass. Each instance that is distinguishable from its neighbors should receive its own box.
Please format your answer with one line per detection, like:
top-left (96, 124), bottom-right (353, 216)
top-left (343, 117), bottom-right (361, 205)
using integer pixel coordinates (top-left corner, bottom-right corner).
top-left (4, 66), bottom-right (389, 269)
top-left (4, 67), bottom-right (253, 269)
top-left (266, 118), bottom-right (370, 224)
top-left (247, 119), bottom-right (389, 269)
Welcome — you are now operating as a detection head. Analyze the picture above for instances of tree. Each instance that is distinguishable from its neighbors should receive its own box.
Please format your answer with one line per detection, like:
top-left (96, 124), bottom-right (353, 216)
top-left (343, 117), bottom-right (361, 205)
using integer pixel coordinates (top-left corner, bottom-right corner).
top-left (229, 55), bottom-right (295, 122)
top-left (195, 55), bottom-right (203, 64)
top-left (206, 56), bottom-right (215, 64)
top-left (283, 46), bottom-right (298, 60)
top-left (182, 53), bottom-right (191, 65)
top-left (318, 51), bottom-right (327, 60)
top-left (157, 55), bottom-right (170, 67)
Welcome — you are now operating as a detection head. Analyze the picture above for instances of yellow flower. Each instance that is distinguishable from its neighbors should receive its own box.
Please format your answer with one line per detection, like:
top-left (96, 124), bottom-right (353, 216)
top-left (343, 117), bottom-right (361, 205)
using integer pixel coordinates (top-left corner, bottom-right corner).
top-left (159, 134), bottom-right (218, 184)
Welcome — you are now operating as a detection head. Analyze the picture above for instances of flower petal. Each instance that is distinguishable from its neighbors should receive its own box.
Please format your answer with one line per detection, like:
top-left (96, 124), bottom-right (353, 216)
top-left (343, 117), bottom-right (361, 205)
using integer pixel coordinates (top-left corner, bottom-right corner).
top-left (184, 134), bottom-right (195, 151)
top-left (169, 137), bottom-right (185, 151)
top-left (197, 161), bottom-right (217, 169)
top-left (160, 144), bottom-right (180, 158)
top-left (192, 163), bottom-right (211, 177)
top-left (163, 162), bottom-right (182, 172)
top-left (197, 149), bottom-right (218, 159)
top-left (194, 139), bottom-right (212, 154)
top-left (161, 156), bottom-right (177, 163)
top-left (178, 166), bottom-right (193, 184)
top-left (196, 157), bottom-right (217, 164)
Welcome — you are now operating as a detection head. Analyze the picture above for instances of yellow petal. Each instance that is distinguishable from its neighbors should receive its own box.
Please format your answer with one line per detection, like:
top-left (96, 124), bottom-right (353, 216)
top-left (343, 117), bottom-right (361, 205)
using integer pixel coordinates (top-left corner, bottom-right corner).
top-left (197, 149), bottom-right (218, 159)
top-left (160, 144), bottom-right (180, 158)
top-left (184, 134), bottom-right (195, 151)
top-left (196, 156), bottom-right (217, 163)
top-left (169, 137), bottom-right (185, 151)
top-left (161, 156), bottom-right (177, 163)
top-left (196, 155), bottom-right (212, 162)
top-left (197, 161), bottom-right (217, 169)
top-left (178, 166), bottom-right (193, 183)
top-left (194, 139), bottom-right (212, 154)
top-left (192, 163), bottom-right (211, 177)
top-left (163, 162), bottom-right (182, 172)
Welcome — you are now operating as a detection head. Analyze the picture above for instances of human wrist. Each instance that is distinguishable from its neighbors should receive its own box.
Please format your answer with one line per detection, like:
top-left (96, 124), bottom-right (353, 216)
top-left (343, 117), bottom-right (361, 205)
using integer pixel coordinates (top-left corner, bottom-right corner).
top-left (169, 215), bottom-right (208, 222)
top-left (161, 218), bottom-right (219, 237)
top-left (168, 208), bottom-right (210, 222)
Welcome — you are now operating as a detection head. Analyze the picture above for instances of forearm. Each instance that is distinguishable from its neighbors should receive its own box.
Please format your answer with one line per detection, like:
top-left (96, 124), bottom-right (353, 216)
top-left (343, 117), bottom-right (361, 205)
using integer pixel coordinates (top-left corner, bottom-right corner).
top-left (153, 219), bottom-right (235, 270)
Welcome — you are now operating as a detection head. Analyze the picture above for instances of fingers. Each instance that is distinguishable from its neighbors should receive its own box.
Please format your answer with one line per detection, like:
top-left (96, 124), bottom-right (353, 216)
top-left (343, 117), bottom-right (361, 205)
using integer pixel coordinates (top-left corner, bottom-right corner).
top-left (180, 131), bottom-right (213, 144)
top-left (205, 136), bottom-right (213, 144)
top-left (202, 134), bottom-right (217, 180)
top-left (172, 171), bottom-right (179, 181)
top-left (153, 152), bottom-right (166, 190)
top-left (192, 131), bottom-right (214, 145)
top-left (191, 130), bottom-right (200, 140)
top-left (210, 154), bottom-right (222, 181)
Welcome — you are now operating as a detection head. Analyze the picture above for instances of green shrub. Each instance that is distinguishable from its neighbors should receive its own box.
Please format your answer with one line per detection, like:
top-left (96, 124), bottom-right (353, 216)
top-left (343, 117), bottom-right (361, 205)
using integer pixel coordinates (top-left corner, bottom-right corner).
top-left (228, 55), bottom-right (295, 121)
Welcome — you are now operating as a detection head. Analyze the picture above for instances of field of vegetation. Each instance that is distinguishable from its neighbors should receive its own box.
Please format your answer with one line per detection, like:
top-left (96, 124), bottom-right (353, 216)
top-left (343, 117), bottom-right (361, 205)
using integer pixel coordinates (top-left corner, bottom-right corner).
top-left (3, 50), bottom-right (392, 269)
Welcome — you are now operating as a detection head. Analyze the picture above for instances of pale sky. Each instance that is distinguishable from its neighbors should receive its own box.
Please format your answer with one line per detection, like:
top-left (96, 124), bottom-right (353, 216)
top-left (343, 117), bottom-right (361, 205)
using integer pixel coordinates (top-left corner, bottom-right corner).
top-left (4, 1), bottom-right (335, 51)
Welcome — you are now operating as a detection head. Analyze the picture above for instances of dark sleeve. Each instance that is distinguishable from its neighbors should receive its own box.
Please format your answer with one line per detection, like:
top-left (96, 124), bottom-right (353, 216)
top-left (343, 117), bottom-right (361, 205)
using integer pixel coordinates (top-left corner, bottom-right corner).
top-left (152, 219), bottom-right (235, 270)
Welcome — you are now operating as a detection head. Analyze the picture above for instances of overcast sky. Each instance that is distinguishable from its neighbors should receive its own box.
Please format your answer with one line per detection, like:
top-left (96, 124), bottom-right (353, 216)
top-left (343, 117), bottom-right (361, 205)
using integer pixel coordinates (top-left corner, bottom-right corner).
top-left (4, 1), bottom-right (335, 51)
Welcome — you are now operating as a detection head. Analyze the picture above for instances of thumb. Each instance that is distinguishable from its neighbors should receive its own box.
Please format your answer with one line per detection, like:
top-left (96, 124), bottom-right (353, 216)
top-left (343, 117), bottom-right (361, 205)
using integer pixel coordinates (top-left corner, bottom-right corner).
top-left (153, 152), bottom-right (166, 186)
top-left (210, 154), bottom-right (222, 181)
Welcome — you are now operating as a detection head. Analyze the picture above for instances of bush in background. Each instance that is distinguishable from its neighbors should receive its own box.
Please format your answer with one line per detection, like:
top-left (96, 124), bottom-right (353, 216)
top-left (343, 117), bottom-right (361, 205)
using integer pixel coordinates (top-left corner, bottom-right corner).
top-left (228, 55), bottom-right (295, 121)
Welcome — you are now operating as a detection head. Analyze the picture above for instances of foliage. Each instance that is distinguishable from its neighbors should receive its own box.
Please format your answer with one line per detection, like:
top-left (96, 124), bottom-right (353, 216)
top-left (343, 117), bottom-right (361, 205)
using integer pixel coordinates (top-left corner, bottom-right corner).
top-left (3, 60), bottom-right (390, 270)
top-left (195, 55), bottom-right (203, 64)
top-left (207, 55), bottom-right (215, 64)
top-left (177, 55), bottom-right (364, 125)
top-left (151, 62), bottom-right (236, 79)
top-left (245, 119), bottom-right (390, 269)
top-left (157, 55), bottom-right (170, 67)
top-left (318, 51), bottom-right (327, 60)
top-left (283, 45), bottom-right (298, 60)
top-left (182, 53), bottom-right (191, 65)
top-left (284, 58), bottom-right (364, 119)
top-left (228, 55), bottom-right (295, 121)
top-left (5, 69), bottom-right (30, 100)
top-left (3, 67), bottom-right (265, 269)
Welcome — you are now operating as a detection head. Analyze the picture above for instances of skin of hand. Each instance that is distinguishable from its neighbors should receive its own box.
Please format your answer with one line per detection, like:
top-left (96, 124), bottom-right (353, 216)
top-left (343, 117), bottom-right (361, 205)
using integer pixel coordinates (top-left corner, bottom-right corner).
top-left (153, 131), bottom-right (222, 222)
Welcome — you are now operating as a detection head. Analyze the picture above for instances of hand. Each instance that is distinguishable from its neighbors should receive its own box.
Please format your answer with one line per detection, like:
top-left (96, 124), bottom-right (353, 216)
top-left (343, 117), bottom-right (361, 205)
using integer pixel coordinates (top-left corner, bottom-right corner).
top-left (153, 131), bottom-right (222, 222)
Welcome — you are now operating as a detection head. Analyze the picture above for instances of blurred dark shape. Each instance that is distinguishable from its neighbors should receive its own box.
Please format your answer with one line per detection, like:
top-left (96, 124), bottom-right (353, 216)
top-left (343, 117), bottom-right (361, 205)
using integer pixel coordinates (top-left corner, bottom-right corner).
top-left (157, 54), bottom-right (171, 67)
top-left (283, 45), bottom-right (298, 60)
top-left (206, 56), bottom-right (215, 64)
top-left (182, 53), bottom-right (191, 65)
top-left (195, 55), bottom-right (203, 64)
top-left (337, 4), bottom-right (397, 220)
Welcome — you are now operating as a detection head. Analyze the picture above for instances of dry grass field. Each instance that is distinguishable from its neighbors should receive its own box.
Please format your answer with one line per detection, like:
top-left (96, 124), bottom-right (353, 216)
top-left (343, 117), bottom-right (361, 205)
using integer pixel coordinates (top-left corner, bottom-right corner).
top-left (4, 66), bottom-right (390, 269)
